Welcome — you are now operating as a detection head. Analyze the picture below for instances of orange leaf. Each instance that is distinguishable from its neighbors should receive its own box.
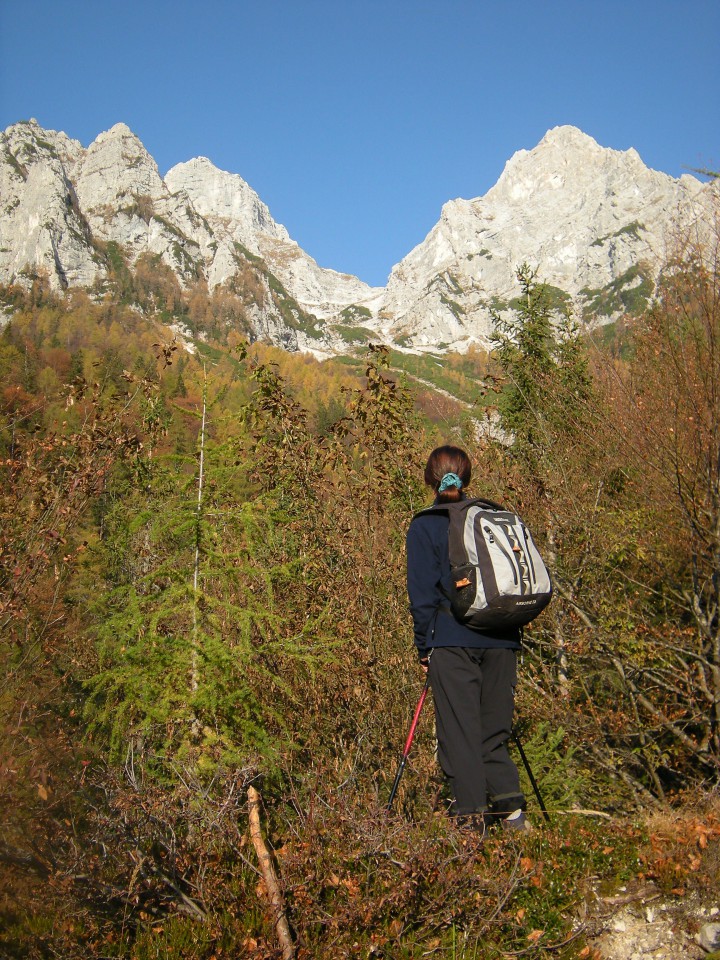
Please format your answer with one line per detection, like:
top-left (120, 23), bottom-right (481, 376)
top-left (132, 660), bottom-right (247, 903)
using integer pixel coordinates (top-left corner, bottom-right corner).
top-left (527, 929), bottom-right (544, 943)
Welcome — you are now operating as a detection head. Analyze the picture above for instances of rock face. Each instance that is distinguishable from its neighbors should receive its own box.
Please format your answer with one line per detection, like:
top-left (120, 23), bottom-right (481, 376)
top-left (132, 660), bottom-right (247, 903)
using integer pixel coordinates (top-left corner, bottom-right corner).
top-left (72, 123), bottom-right (215, 284)
top-left (1, 119), bottom-right (716, 354)
top-left (1, 121), bottom-right (93, 288)
top-left (381, 126), bottom-right (714, 349)
top-left (164, 158), bottom-right (383, 322)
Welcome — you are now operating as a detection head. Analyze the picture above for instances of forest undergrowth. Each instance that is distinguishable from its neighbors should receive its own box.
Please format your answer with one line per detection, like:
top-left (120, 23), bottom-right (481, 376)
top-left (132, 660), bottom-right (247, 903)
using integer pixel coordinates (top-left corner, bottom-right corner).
top-left (2, 219), bottom-right (720, 958)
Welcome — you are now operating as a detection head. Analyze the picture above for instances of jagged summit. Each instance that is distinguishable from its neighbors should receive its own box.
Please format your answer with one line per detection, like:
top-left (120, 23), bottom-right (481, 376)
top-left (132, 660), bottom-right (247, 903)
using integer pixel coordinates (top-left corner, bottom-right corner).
top-left (0, 119), bottom-right (715, 354)
top-left (540, 124), bottom-right (606, 149)
top-left (96, 121), bottom-right (139, 141)
top-left (166, 157), bottom-right (291, 245)
top-left (381, 125), bottom-right (712, 350)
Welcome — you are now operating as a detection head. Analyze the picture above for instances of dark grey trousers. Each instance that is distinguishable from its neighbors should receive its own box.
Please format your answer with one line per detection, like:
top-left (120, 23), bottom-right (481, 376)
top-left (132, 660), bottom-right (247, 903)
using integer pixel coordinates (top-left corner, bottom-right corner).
top-left (428, 646), bottom-right (525, 817)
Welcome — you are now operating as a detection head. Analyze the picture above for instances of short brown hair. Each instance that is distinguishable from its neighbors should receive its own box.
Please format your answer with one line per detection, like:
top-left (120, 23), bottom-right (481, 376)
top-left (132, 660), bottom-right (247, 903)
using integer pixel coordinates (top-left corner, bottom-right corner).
top-left (424, 445), bottom-right (472, 503)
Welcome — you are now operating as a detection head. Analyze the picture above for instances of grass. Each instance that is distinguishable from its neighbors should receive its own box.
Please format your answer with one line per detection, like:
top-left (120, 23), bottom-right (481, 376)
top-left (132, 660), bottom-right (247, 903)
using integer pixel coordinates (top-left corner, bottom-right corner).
top-left (591, 221), bottom-right (646, 247)
top-left (339, 304), bottom-right (372, 323)
top-left (332, 323), bottom-right (376, 343)
top-left (440, 292), bottom-right (467, 319)
top-left (388, 349), bottom-right (491, 407)
top-left (4, 149), bottom-right (28, 181)
top-left (232, 241), bottom-right (264, 267)
top-left (269, 279), bottom-right (324, 339)
top-left (581, 264), bottom-right (654, 320)
top-left (509, 283), bottom-right (572, 314)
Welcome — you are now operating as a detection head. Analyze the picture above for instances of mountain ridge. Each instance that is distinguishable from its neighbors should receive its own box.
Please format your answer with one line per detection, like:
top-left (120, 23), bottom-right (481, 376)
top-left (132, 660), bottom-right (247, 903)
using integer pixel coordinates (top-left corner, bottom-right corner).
top-left (1, 118), bottom-right (715, 355)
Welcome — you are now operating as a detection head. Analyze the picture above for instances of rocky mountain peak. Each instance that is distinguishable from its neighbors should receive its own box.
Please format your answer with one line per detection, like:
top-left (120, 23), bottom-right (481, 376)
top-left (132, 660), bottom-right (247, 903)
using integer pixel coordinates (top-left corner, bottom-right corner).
top-left (487, 125), bottom-right (652, 208)
top-left (76, 123), bottom-right (164, 209)
top-left (98, 121), bottom-right (137, 140)
top-left (3, 119), bottom-right (84, 172)
top-left (1, 119), bottom-right (715, 356)
top-left (381, 124), bottom-right (713, 351)
top-left (165, 157), bottom-right (290, 246)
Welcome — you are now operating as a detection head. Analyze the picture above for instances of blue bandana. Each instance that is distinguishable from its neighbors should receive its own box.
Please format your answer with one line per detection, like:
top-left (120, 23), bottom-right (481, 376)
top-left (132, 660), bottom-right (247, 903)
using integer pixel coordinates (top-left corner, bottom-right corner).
top-left (438, 472), bottom-right (463, 492)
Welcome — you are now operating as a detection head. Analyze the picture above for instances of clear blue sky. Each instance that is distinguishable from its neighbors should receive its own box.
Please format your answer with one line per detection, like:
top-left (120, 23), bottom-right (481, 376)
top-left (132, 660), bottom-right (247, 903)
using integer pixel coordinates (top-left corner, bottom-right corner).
top-left (1, 1), bottom-right (718, 287)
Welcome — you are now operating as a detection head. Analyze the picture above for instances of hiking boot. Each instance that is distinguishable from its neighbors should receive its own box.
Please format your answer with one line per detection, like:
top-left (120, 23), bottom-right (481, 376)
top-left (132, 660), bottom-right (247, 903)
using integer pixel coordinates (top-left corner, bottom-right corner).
top-left (502, 809), bottom-right (532, 833)
top-left (455, 813), bottom-right (486, 838)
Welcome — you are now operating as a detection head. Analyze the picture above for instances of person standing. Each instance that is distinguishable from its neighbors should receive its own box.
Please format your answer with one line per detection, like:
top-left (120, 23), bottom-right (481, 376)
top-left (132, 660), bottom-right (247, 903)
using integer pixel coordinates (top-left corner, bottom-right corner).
top-left (405, 445), bottom-right (530, 831)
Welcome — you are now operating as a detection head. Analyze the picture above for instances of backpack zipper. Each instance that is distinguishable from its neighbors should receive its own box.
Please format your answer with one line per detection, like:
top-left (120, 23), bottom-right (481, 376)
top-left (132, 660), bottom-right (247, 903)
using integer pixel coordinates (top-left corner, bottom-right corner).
top-left (484, 524), bottom-right (519, 585)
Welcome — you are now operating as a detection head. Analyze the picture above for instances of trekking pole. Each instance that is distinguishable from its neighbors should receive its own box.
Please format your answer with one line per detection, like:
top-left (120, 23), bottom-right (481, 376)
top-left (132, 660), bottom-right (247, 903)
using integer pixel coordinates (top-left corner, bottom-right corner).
top-left (387, 677), bottom-right (430, 812)
top-left (512, 728), bottom-right (551, 823)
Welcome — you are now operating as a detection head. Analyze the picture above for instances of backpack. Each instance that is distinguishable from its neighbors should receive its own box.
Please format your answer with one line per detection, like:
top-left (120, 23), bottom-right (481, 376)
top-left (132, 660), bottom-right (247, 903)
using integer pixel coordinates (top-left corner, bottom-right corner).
top-left (418, 498), bottom-right (553, 630)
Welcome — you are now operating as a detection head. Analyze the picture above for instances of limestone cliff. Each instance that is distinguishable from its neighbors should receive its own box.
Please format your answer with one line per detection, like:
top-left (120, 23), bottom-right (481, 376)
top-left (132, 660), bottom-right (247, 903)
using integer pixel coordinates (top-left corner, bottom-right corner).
top-left (1, 119), bottom-right (715, 354)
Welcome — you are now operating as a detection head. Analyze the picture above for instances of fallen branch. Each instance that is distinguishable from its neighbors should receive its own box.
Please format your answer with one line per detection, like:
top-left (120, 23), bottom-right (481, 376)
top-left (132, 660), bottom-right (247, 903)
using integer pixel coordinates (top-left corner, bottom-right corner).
top-left (247, 784), bottom-right (295, 960)
top-left (0, 841), bottom-right (51, 877)
top-left (550, 809), bottom-right (613, 820)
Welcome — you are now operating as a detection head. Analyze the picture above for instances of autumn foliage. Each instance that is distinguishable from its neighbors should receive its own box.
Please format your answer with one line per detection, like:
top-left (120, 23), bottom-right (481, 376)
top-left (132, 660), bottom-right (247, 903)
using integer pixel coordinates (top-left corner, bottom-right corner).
top-left (2, 217), bottom-right (720, 957)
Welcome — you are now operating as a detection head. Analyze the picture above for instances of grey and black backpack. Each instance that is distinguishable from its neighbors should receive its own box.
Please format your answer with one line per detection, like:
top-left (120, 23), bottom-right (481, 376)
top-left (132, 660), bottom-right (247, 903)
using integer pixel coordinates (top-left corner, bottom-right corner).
top-left (418, 498), bottom-right (553, 630)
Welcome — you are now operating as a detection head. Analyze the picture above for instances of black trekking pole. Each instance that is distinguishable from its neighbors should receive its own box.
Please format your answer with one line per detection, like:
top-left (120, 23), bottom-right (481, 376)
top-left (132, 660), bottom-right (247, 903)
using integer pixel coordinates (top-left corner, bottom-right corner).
top-left (512, 728), bottom-right (551, 823)
top-left (387, 678), bottom-right (430, 811)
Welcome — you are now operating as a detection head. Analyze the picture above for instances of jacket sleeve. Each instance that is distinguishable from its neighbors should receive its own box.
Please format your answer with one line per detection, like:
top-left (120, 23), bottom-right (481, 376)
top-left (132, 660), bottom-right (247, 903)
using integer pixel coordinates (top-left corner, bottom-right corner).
top-left (406, 517), bottom-right (444, 659)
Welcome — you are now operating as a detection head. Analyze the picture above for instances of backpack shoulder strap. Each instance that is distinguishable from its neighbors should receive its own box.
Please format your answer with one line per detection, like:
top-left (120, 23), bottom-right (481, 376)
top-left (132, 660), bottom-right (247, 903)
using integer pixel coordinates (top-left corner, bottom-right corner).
top-left (412, 497), bottom-right (502, 521)
top-left (470, 497), bottom-right (504, 511)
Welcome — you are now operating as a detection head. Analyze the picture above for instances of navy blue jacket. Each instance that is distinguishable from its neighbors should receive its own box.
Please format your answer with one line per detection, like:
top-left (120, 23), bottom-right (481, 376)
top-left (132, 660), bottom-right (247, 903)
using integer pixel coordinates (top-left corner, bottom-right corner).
top-left (406, 504), bottom-right (522, 660)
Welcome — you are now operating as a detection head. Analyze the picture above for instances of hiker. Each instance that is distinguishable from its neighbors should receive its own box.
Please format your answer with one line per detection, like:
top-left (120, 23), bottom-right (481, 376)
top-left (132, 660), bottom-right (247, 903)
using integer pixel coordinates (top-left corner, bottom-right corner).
top-left (405, 445), bottom-right (530, 832)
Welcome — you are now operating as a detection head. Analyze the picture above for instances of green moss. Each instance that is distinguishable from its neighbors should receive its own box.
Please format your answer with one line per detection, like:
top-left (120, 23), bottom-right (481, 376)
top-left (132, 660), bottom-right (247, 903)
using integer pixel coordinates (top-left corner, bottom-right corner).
top-left (103, 241), bottom-right (128, 276)
top-left (151, 214), bottom-right (188, 242)
top-left (592, 221), bottom-right (646, 247)
top-left (267, 273), bottom-right (286, 297)
top-left (510, 283), bottom-right (571, 314)
top-left (581, 264), bottom-right (653, 319)
top-left (233, 241), bottom-right (264, 267)
top-left (119, 194), bottom-right (155, 224)
top-left (489, 295), bottom-right (510, 312)
top-left (4, 149), bottom-right (28, 181)
top-left (333, 324), bottom-right (375, 343)
top-left (35, 137), bottom-right (58, 157)
top-left (185, 205), bottom-right (212, 234)
top-left (266, 271), bottom-right (324, 339)
top-left (445, 273), bottom-right (464, 295)
top-left (439, 293), bottom-right (466, 319)
top-left (339, 304), bottom-right (372, 322)
top-left (387, 349), bottom-right (489, 406)
top-left (171, 242), bottom-right (202, 280)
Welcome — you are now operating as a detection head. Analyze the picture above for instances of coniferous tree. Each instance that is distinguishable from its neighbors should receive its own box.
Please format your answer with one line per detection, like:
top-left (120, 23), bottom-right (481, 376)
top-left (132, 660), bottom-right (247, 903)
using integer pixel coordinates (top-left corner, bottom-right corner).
top-left (84, 379), bottom-right (329, 776)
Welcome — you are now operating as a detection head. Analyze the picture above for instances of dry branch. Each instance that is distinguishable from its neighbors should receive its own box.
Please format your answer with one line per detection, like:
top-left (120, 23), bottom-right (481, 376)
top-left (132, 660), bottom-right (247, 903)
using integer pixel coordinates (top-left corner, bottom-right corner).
top-left (247, 784), bottom-right (295, 960)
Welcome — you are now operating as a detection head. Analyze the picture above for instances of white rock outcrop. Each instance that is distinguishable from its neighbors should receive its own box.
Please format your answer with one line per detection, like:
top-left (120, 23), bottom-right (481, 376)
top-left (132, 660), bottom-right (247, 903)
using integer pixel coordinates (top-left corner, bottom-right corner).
top-left (382, 126), bottom-right (714, 350)
top-left (1, 120), bottom-right (715, 353)
top-left (0, 120), bottom-right (97, 288)
top-left (165, 157), bottom-right (383, 319)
